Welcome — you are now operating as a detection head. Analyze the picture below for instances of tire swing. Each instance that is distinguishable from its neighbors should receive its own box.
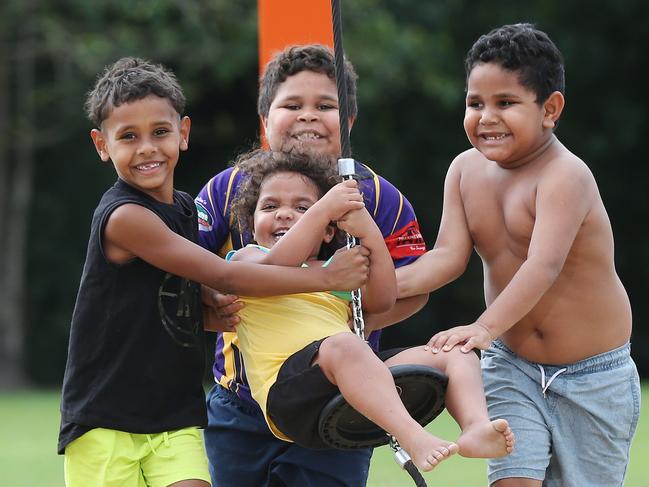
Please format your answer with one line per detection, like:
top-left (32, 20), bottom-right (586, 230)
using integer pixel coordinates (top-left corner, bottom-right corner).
top-left (318, 3), bottom-right (449, 485)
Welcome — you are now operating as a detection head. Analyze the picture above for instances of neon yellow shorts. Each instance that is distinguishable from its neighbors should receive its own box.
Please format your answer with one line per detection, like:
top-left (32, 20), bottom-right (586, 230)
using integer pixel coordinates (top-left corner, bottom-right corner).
top-left (64, 427), bottom-right (211, 487)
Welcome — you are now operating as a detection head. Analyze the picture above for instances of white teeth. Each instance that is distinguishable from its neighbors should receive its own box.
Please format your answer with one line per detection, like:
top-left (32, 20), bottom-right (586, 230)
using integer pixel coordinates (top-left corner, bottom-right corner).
top-left (137, 162), bottom-right (161, 170)
top-left (294, 132), bottom-right (321, 140)
top-left (483, 134), bottom-right (507, 140)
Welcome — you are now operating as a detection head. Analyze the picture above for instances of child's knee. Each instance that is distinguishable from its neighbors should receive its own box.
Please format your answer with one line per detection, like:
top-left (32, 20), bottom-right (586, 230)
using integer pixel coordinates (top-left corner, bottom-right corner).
top-left (417, 344), bottom-right (478, 372)
top-left (445, 345), bottom-right (479, 366)
top-left (320, 333), bottom-right (365, 361)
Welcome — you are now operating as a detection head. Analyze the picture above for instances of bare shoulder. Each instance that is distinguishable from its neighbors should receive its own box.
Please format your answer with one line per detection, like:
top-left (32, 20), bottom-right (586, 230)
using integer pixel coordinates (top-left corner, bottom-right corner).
top-left (451, 147), bottom-right (484, 167)
top-left (446, 147), bottom-right (486, 180)
top-left (105, 203), bottom-right (164, 237)
top-left (104, 203), bottom-right (167, 263)
top-left (541, 144), bottom-right (598, 192)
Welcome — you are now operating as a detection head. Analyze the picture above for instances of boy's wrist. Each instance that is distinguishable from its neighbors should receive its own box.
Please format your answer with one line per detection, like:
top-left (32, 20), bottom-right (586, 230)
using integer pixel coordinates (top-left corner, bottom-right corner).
top-left (309, 200), bottom-right (334, 225)
top-left (475, 320), bottom-right (496, 340)
top-left (321, 265), bottom-right (338, 291)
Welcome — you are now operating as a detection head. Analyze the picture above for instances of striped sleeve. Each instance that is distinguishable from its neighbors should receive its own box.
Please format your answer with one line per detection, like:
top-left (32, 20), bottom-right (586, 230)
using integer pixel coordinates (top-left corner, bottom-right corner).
top-left (195, 166), bottom-right (247, 256)
top-left (357, 162), bottom-right (426, 268)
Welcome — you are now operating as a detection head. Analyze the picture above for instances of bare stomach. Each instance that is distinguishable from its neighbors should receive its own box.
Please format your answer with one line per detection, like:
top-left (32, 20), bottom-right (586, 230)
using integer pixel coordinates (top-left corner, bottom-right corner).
top-left (501, 323), bottom-right (629, 364)
top-left (497, 282), bottom-right (632, 364)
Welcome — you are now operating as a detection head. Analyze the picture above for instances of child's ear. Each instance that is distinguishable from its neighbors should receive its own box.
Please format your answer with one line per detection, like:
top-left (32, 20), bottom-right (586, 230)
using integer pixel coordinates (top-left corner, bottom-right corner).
top-left (90, 129), bottom-right (111, 162)
top-left (542, 91), bottom-right (565, 129)
top-left (323, 224), bottom-right (336, 244)
top-left (179, 116), bottom-right (191, 151)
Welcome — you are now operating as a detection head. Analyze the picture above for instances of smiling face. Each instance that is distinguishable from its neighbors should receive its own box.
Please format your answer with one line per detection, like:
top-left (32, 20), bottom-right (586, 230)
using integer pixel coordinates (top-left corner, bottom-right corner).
top-left (252, 171), bottom-right (334, 259)
top-left (463, 62), bottom-right (560, 168)
top-left (90, 95), bottom-right (190, 202)
top-left (261, 70), bottom-right (353, 157)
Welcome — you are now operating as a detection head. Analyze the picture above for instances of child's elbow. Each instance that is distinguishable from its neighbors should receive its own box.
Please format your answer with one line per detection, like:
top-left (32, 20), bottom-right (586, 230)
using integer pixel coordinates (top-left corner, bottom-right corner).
top-left (528, 256), bottom-right (564, 285)
top-left (446, 246), bottom-right (471, 277)
top-left (375, 295), bottom-right (397, 314)
top-left (364, 285), bottom-right (397, 314)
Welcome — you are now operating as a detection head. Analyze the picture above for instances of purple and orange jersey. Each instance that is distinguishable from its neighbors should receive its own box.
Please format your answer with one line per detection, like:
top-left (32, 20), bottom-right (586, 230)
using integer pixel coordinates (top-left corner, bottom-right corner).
top-left (195, 161), bottom-right (426, 404)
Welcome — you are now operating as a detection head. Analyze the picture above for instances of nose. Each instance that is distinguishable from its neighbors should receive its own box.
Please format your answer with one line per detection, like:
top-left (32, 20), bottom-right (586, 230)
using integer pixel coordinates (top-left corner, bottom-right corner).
top-left (274, 207), bottom-right (294, 220)
top-left (479, 107), bottom-right (498, 125)
top-left (137, 136), bottom-right (157, 155)
top-left (297, 109), bottom-right (318, 122)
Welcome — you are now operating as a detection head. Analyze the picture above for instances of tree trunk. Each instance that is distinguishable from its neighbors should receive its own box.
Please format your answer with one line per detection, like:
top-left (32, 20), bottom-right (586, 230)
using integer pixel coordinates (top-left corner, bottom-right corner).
top-left (0, 24), bottom-right (7, 239)
top-left (0, 9), bottom-right (35, 389)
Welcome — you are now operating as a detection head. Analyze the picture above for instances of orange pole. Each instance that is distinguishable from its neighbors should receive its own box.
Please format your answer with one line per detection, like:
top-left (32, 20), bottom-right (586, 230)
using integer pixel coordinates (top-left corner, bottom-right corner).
top-left (258, 0), bottom-right (334, 74)
top-left (258, 0), bottom-right (334, 146)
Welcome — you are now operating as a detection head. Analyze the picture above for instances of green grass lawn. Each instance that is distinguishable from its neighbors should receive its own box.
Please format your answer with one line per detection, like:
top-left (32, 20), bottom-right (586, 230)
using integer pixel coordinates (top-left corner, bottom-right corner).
top-left (0, 386), bottom-right (646, 487)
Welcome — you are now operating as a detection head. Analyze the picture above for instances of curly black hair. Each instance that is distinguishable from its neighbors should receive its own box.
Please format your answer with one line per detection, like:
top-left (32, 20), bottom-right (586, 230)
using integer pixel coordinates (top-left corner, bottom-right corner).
top-left (257, 44), bottom-right (358, 119)
top-left (465, 23), bottom-right (565, 104)
top-left (85, 57), bottom-right (185, 127)
top-left (231, 149), bottom-right (345, 258)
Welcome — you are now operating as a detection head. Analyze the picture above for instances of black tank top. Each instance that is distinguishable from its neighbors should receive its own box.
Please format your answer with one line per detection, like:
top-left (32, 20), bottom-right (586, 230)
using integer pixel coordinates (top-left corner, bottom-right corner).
top-left (59, 179), bottom-right (205, 452)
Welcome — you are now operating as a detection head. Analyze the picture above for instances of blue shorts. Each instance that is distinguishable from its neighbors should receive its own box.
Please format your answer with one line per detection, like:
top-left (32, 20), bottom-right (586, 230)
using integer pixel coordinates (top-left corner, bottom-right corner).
top-left (204, 384), bottom-right (372, 487)
top-left (482, 340), bottom-right (640, 487)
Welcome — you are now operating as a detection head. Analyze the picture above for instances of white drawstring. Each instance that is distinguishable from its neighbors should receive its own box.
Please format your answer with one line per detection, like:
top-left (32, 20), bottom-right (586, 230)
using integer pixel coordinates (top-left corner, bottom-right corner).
top-left (538, 364), bottom-right (567, 398)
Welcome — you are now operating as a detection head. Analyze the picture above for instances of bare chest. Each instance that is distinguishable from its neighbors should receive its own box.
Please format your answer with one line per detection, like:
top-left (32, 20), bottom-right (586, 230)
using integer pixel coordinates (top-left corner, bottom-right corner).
top-left (461, 170), bottom-right (536, 258)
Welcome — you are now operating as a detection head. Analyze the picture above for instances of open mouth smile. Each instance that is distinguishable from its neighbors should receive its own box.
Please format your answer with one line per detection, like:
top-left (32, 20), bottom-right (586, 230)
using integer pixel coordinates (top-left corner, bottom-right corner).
top-left (292, 131), bottom-right (323, 141)
top-left (135, 161), bottom-right (162, 171)
top-left (480, 133), bottom-right (508, 141)
top-left (271, 227), bottom-right (293, 241)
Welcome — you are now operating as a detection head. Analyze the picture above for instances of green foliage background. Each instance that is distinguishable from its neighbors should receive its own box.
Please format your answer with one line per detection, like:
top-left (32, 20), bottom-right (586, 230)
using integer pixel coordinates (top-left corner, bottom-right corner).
top-left (1, 0), bottom-right (647, 384)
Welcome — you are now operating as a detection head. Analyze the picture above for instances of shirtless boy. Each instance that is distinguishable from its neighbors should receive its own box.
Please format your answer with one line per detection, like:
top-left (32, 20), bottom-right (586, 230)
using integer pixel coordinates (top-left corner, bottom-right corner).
top-left (397, 23), bottom-right (640, 487)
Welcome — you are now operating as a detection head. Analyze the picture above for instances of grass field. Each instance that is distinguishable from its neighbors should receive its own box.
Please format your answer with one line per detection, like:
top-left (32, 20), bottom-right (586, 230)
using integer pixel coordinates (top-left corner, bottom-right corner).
top-left (0, 387), bottom-right (646, 487)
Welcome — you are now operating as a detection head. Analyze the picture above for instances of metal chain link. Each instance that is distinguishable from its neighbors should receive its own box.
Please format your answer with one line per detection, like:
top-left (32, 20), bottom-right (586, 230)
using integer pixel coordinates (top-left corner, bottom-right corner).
top-left (338, 158), bottom-right (365, 340)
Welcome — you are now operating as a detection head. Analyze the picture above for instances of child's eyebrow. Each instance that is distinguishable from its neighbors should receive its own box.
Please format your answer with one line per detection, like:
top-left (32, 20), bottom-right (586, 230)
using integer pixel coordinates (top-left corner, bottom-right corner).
top-left (150, 119), bottom-right (175, 126)
top-left (276, 93), bottom-right (338, 102)
top-left (257, 195), bottom-right (277, 204)
top-left (115, 120), bottom-right (174, 132)
top-left (114, 123), bottom-right (137, 132)
top-left (493, 92), bottom-right (520, 98)
top-left (466, 92), bottom-right (520, 100)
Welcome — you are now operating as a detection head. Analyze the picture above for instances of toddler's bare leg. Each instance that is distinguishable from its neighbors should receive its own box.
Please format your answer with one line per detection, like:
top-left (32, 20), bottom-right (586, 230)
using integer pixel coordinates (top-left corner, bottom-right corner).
top-left (316, 333), bottom-right (458, 471)
top-left (384, 346), bottom-right (514, 458)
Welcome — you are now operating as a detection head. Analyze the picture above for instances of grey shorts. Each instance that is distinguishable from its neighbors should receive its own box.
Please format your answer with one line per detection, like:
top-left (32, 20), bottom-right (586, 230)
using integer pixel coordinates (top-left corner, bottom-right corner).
top-left (482, 340), bottom-right (640, 487)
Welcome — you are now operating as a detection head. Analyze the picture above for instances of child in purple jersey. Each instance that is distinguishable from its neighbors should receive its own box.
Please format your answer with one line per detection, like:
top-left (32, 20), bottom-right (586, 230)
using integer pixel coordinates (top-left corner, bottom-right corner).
top-left (195, 44), bottom-right (428, 487)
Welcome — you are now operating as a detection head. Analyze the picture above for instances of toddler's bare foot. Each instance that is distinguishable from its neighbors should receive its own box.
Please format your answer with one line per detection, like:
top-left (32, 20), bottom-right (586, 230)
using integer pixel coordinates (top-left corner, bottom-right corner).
top-left (457, 418), bottom-right (514, 458)
top-left (399, 430), bottom-right (459, 472)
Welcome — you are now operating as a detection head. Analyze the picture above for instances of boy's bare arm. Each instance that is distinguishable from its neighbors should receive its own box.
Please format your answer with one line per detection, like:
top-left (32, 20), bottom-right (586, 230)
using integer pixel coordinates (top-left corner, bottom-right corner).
top-left (103, 203), bottom-right (369, 296)
top-left (397, 160), bottom-right (473, 298)
top-left (337, 208), bottom-right (397, 314)
top-left (429, 160), bottom-right (595, 353)
top-left (249, 179), bottom-right (364, 266)
top-left (362, 294), bottom-right (429, 333)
